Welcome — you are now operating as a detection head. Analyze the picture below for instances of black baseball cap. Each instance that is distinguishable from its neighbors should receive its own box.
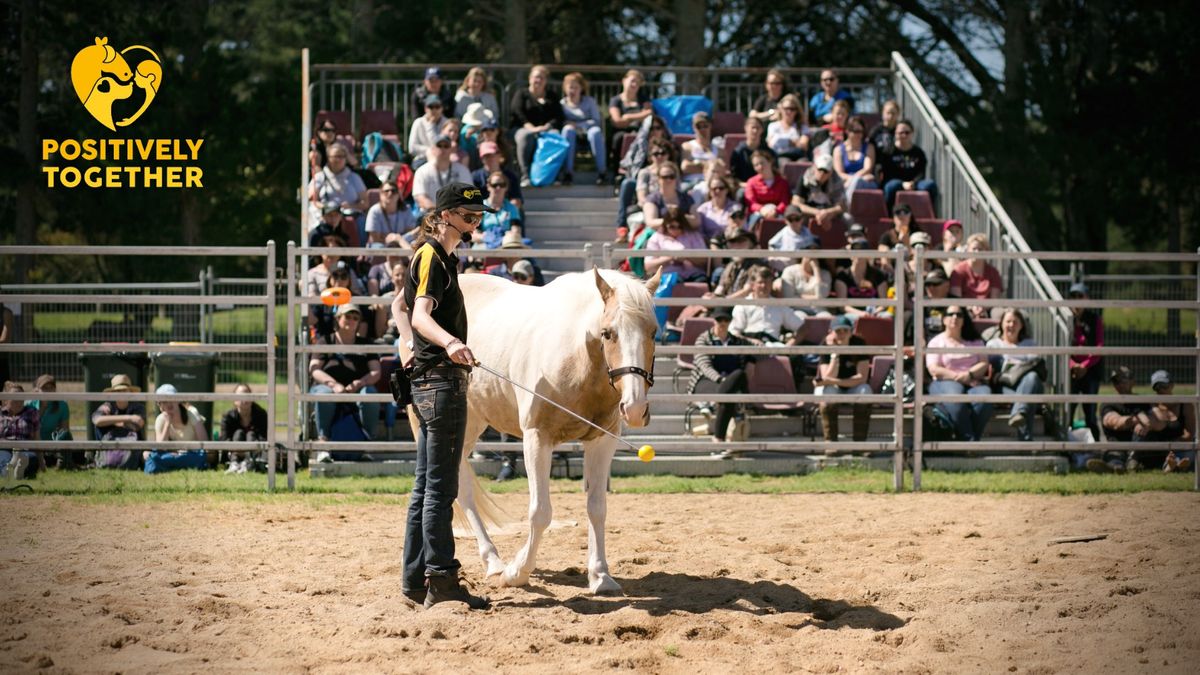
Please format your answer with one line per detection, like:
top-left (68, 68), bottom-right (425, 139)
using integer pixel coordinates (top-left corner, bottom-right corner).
top-left (434, 182), bottom-right (497, 213)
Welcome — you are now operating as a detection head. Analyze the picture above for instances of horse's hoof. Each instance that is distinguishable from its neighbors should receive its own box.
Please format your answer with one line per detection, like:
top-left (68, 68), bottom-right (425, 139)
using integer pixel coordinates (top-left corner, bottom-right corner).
top-left (590, 574), bottom-right (622, 595)
top-left (485, 557), bottom-right (506, 578)
top-left (502, 565), bottom-right (530, 587)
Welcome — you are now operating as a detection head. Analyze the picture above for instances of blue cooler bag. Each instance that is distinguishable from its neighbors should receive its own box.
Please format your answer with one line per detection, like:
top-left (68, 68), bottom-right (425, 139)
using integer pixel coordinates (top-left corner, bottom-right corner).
top-left (530, 133), bottom-right (571, 186)
top-left (652, 96), bottom-right (714, 134)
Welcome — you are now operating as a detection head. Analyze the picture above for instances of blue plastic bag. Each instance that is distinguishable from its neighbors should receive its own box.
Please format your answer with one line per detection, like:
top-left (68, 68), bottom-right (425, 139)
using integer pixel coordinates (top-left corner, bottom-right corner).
top-left (530, 133), bottom-right (571, 186)
top-left (652, 272), bottom-right (680, 339)
top-left (652, 96), bottom-right (714, 135)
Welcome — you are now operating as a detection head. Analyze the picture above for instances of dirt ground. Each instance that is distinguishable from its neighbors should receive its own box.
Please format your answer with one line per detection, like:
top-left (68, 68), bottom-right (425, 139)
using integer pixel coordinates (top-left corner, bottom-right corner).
top-left (1, 491), bottom-right (1197, 674)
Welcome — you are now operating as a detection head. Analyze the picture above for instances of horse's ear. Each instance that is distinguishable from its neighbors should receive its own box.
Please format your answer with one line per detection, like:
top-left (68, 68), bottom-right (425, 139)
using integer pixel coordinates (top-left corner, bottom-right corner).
top-left (593, 267), bottom-right (614, 304)
top-left (643, 267), bottom-right (662, 294)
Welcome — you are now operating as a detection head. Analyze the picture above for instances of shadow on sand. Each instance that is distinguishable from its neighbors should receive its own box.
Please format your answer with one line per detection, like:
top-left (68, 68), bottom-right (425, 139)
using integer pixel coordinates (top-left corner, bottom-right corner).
top-left (503, 569), bottom-right (906, 630)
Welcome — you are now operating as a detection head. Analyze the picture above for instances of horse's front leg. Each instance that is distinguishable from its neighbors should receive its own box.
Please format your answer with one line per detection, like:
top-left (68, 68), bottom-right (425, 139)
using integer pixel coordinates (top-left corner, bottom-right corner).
top-left (503, 430), bottom-right (553, 587)
top-left (582, 435), bottom-right (622, 595)
top-left (456, 420), bottom-right (505, 578)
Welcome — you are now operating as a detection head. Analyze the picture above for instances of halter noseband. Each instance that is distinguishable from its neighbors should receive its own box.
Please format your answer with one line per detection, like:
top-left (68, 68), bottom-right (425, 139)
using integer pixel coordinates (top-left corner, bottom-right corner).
top-left (607, 365), bottom-right (654, 388)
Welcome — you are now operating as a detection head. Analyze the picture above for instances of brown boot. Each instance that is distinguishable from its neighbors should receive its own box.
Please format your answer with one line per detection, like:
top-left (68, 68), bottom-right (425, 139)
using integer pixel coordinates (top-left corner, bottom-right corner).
top-left (820, 404), bottom-right (839, 453)
top-left (423, 574), bottom-right (490, 610)
top-left (852, 405), bottom-right (871, 443)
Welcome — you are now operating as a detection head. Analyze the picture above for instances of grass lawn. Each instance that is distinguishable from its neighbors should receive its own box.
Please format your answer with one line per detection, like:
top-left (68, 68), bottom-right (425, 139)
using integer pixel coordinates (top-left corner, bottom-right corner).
top-left (4, 467), bottom-right (1193, 503)
top-left (1103, 307), bottom-right (1197, 335)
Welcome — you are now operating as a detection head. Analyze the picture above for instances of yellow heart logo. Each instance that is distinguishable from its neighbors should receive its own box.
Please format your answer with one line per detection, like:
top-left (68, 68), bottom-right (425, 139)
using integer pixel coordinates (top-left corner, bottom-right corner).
top-left (71, 37), bottom-right (163, 132)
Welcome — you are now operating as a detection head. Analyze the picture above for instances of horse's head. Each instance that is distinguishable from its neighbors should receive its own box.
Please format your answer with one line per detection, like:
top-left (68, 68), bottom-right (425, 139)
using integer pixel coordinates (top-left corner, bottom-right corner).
top-left (593, 268), bottom-right (661, 427)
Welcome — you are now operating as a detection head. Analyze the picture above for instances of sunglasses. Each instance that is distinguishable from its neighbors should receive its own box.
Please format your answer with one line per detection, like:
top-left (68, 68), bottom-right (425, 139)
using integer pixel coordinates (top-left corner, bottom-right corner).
top-left (709, 184), bottom-right (727, 191)
top-left (895, 131), bottom-right (912, 136)
top-left (785, 215), bottom-right (803, 222)
top-left (666, 222), bottom-right (683, 229)
top-left (488, 182), bottom-right (508, 188)
top-left (694, 122), bottom-right (710, 129)
top-left (659, 174), bottom-right (677, 180)
top-left (512, 273), bottom-right (528, 281)
top-left (767, 80), bottom-right (784, 86)
top-left (319, 127), bottom-right (336, 133)
top-left (944, 311), bottom-right (965, 318)
top-left (455, 212), bottom-right (483, 225)
top-left (427, 103), bottom-right (443, 109)
top-left (381, 189), bottom-right (397, 195)
top-left (822, 77), bottom-right (837, 82)
top-left (849, 128), bottom-right (864, 134)
top-left (436, 143), bottom-right (452, 149)
top-left (650, 151), bottom-right (667, 157)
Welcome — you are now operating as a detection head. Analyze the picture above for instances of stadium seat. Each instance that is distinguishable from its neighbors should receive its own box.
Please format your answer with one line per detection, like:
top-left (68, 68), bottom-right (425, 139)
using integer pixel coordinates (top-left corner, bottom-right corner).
top-left (849, 189), bottom-right (888, 226)
top-left (864, 218), bottom-right (891, 248)
top-left (853, 315), bottom-right (894, 346)
top-left (815, 221), bottom-right (847, 251)
top-left (781, 161), bottom-right (811, 190)
top-left (798, 316), bottom-right (831, 345)
top-left (754, 217), bottom-right (785, 249)
top-left (720, 133), bottom-right (746, 167)
top-left (895, 191), bottom-right (936, 219)
top-left (315, 110), bottom-right (352, 135)
top-left (667, 281), bottom-right (709, 324)
top-left (747, 355), bottom-right (805, 412)
top-left (671, 317), bottom-right (716, 393)
top-left (868, 355), bottom-right (894, 393)
top-left (364, 188), bottom-right (382, 209)
top-left (360, 109), bottom-right (399, 138)
top-left (974, 318), bottom-right (999, 337)
top-left (875, 218), bottom-right (944, 248)
top-left (712, 111), bottom-right (746, 138)
top-left (377, 356), bottom-right (399, 397)
top-left (857, 113), bottom-right (882, 133)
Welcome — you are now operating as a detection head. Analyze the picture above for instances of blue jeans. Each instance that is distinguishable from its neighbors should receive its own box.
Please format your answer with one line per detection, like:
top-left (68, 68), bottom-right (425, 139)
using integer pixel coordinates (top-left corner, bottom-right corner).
top-left (403, 369), bottom-right (469, 588)
top-left (929, 379), bottom-right (993, 441)
top-left (615, 177), bottom-right (638, 228)
top-left (561, 125), bottom-right (606, 175)
top-left (0, 450), bottom-right (38, 479)
top-left (310, 384), bottom-right (379, 440)
top-left (144, 450), bottom-right (208, 474)
top-left (1070, 366), bottom-right (1102, 440)
top-left (1001, 371), bottom-right (1044, 439)
top-left (883, 178), bottom-right (938, 210)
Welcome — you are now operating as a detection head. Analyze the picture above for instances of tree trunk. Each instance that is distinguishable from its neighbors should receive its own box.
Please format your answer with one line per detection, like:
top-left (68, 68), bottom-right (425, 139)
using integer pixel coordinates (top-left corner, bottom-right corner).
top-left (503, 0), bottom-right (527, 64)
top-left (15, 0), bottom-right (38, 286)
top-left (671, 0), bottom-right (707, 94)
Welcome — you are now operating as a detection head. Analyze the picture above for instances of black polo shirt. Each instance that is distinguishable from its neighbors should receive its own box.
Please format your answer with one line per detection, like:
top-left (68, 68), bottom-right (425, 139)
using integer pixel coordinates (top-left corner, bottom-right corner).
top-left (405, 240), bottom-right (468, 374)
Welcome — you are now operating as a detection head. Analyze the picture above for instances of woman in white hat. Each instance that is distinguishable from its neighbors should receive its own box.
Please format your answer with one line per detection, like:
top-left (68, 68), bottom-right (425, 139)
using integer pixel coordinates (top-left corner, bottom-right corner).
top-left (145, 383), bottom-right (210, 474)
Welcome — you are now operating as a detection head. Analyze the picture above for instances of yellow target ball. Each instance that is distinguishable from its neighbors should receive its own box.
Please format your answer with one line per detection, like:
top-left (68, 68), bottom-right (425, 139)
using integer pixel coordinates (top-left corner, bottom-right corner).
top-left (637, 445), bottom-right (655, 462)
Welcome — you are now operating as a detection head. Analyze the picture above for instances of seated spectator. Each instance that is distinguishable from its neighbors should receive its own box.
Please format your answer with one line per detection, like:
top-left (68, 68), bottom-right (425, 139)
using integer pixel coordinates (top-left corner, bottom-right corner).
top-left (867, 99), bottom-right (900, 163)
top-left (730, 117), bottom-right (772, 183)
top-left (617, 112), bottom-right (669, 186)
top-left (369, 247), bottom-right (410, 340)
top-left (906, 231), bottom-right (938, 287)
top-left (815, 315), bottom-right (872, 444)
top-left (560, 72), bottom-right (607, 185)
top-left (1091, 366), bottom-right (1143, 473)
top-left (30, 374), bottom-right (76, 470)
top-left (306, 235), bottom-right (365, 298)
top-left (770, 204), bottom-right (819, 260)
top-left (687, 306), bottom-right (755, 445)
top-left (1067, 282), bottom-right (1104, 440)
top-left (510, 64), bottom-right (564, 187)
top-left (710, 225), bottom-right (761, 298)
top-left (688, 157), bottom-right (733, 205)
top-left (1144, 370), bottom-right (1196, 473)
top-left (309, 119), bottom-right (338, 172)
top-left (0, 381), bottom-right (40, 479)
top-left (219, 383), bottom-right (268, 474)
top-left (471, 141), bottom-right (523, 212)
top-left (412, 135), bottom-right (473, 214)
top-left (925, 305), bottom-right (994, 441)
top-left (308, 304), bottom-right (382, 446)
top-left (809, 69), bottom-right (854, 126)
top-left (473, 171), bottom-right (523, 248)
top-left (877, 203), bottom-right (920, 277)
top-left (408, 94), bottom-right (452, 170)
top-left (92, 374), bottom-right (146, 470)
top-left (607, 69), bottom-right (653, 179)
top-left (986, 308), bottom-right (1045, 442)
top-left (744, 150), bottom-right (791, 225)
top-left (615, 137), bottom-right (674, 233)
top-left (411, 66), bottom-right (456, 120)
top-left (457, 105), bottom-right (493, 168)
top-left (905, 266), bottom-right (958, 344)
top-left (310, 267), bottom-right (367, 341)
top-left (365, 183), bottom-right (417, 246)
top-left (942, 219), bottom-right (965, 252)
top-left (308, 201), bottom-right (350, 249)
top-left (696, 175), bottom-right (737, 241)
top-left (817, 99), bottom-right (851, 150)
top-left (680, 111), bottom-right (724, 189)
top-left (750, 69), bottom-right (791, 122)
top-left (833, 116), bottom-right (879, 199)
top-left (644, 206), bottom-right (709, 282)
top-left (835, 238), bottom-right (890, 318)
top-left (145, 383), bottom-right (210, 474)
top-left (730, 267), bottom-right (805, 346)
top-left (777, 240), bottom-right (833, 316)
top-left (643, 162), bottom-right (697, 231)
top-left (509, 259), bottom-right (542, 287)
top-left (766, 94), bottom-right (810, 161)
top-left (454, 66), bottom-right (500, 121)
top-left (950, 233), bottom-right (1004, 319)
top-left (307, 142), bottom-right (368, 224)
top-left (792, 155), bottom-right (849, 240)
top-left (880, 119), bottom-right (937, 211)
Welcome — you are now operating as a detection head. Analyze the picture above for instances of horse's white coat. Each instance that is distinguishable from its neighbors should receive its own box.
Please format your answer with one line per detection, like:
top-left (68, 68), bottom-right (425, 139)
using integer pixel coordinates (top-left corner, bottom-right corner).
top-left (454, 269), bottom-right (660, 594)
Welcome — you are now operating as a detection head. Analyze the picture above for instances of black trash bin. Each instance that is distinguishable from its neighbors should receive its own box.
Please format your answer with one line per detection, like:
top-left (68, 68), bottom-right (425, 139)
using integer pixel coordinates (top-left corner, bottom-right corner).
top-left (80, 352), bottom-right (150, 440)
top-left (152, 352), bottom-right (219, 437)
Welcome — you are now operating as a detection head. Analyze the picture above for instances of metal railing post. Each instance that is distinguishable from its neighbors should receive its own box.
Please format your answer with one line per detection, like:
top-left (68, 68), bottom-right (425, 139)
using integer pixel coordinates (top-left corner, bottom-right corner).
top-left (912, 246), bottom-right (926, 491)
top-left (1194, 247), bottom-right (1199, 492)
top-left (265, 242), bottom-right (277, 492)
top-left (892, 246), bottom-right (907, 491)
top-left (285, 241), bottom-right (297, 491)
top-left (582, 243), bottom-right (593, 271)
top-left (198, 268), bottom-right (207, 343)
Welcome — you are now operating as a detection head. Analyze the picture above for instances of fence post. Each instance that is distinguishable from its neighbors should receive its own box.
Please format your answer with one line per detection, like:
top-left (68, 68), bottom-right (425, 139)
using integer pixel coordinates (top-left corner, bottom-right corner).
top-left (582, 243), bottom-right (593, 272)
top-left (285, 241), bottom-right (297, 491)
top-left (912, 246), bottom-right (926, 491)
top-left (197, 267), bottom-right (207, 344)
top-left (1194, 247), bottom-right (1199, 492)
top-left (265, 242), bottom-right (277, 492)
top-left (892, 246), bottom-right (906, 491)
top-left (601, 243), bottom-right (612, 271)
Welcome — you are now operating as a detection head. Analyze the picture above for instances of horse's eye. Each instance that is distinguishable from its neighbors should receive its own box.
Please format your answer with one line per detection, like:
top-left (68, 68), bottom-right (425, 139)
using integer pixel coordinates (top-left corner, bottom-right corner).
top-left (600, 328), bottom-right (615, 341)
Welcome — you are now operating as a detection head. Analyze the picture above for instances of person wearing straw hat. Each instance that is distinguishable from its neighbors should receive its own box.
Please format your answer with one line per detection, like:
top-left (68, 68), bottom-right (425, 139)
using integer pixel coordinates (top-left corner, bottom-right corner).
top-left (92, 374), bottom-right (146, 469)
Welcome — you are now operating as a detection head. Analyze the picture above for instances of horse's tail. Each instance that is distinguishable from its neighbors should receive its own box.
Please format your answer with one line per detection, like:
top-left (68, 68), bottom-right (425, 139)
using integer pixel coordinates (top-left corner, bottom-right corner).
top-left (452, 450), bottom-right (514, 535)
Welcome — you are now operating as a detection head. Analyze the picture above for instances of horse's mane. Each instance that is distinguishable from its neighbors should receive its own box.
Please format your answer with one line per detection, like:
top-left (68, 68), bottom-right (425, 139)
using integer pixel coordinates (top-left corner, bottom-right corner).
top-left (571, 269), bottom-right (655, 331)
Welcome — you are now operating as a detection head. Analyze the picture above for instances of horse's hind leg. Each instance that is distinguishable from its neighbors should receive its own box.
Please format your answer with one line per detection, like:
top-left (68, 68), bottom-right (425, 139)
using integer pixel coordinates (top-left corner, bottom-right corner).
top-left (582, 435), bottom-right (622, 595)
top-left (456, 416), bottom-right (505, 578)
top-left (503, 430), bottom-right (553, 587)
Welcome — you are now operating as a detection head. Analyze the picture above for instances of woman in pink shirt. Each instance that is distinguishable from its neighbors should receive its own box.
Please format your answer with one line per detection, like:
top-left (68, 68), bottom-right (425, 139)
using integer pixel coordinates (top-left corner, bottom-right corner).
top-left (925, 304), bottom-right (994, 441)
top-left (644, 206), bottom-right (709, 282)
top-left (949, 233), bottom-right (1004, 318)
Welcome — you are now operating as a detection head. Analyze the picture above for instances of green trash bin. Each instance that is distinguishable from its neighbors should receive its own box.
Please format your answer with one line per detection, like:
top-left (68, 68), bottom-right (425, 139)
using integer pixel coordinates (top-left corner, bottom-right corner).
top-left (80, 352), bottom-right (150, 441)
top-left (152, 352), bottom-right (219, 437)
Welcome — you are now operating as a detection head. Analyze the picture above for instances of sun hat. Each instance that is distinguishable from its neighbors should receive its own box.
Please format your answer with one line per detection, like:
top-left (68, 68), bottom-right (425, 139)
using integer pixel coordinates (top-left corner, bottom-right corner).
top-left (103, 374), bottom-right (141, 393)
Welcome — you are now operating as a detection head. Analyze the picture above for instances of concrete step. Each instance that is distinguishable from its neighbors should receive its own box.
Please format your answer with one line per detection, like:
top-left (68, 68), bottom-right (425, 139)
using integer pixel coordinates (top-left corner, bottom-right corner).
top-left (525, 211), bottom-right (615, 229)
top-left (527, 227), bottom-right (615, 245)
top-left (523, 197), bottom-right (617, 212)
top-left (520, 184), bottom-right (612, 199)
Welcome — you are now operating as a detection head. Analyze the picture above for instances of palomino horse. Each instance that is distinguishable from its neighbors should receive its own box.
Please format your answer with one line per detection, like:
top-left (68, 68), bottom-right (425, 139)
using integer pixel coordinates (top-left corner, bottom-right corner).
top-left (454, 268), bottom-right (660, 594)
